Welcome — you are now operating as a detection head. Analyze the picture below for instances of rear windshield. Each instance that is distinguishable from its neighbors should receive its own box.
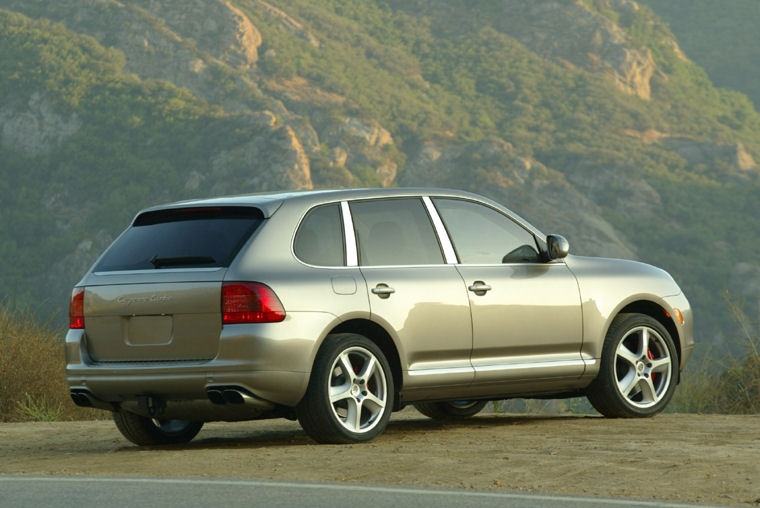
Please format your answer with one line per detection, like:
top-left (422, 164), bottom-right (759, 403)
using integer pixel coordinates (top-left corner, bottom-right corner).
top-left (94, 207), bottom-right (263, 272)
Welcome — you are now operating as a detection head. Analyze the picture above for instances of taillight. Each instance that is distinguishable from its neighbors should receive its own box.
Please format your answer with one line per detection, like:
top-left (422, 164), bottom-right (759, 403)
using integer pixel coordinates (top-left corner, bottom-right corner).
top-left (69, 287), bottom-right (85, 329)
top-left (222, 282), bottom-right (286, 324)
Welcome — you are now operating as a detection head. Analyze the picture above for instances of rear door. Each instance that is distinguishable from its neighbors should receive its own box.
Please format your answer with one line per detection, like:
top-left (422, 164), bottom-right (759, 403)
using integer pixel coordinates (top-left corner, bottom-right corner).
top-left (81, 207), bottom-right (262, 362)
top-left (349, 198), bottom-right (473, 389)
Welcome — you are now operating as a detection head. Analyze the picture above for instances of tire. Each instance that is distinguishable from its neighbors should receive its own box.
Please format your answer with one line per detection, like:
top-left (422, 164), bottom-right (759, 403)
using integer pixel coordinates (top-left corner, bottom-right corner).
top-left (586, 313), bottom-right (679, 418)
top-left (414, 400), bottom-right (487, 420)
top-left (297, 333), bottom-right (394, 444)
top-left (113, 411), bottom-right (203, 446)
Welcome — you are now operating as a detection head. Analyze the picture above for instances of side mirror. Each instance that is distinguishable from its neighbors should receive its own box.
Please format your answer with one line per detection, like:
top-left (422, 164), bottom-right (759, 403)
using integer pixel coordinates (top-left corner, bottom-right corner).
top-left (546, 234), bottom-right (569, 260)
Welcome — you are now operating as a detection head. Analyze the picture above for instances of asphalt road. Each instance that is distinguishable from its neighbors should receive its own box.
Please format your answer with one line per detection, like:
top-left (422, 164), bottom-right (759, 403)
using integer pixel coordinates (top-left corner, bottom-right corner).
top-left (0, 476), bottom-right (727, 508)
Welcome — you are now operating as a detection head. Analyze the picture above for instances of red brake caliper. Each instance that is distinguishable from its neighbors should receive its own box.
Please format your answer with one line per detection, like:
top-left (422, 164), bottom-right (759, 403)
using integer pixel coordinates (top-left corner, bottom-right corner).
top-left (356, 364), bottom-right (374, 393)
top-left (647, 349), bottom-right (656, 381)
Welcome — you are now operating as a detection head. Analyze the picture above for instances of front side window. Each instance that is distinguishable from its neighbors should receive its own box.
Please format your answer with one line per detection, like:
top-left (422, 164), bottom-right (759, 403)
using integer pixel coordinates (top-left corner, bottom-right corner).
top-left (433, 198), bottom-right (540, 264)
top-left (94, 207), bottom-right (263, 272)
top-left (294, 203), bottom-right (345, 266)
top-left (350, 198), bottom-right (444, 266)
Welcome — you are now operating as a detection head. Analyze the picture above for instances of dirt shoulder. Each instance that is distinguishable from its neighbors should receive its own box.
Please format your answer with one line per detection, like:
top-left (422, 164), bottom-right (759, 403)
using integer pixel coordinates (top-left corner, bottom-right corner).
top-left (1, 411), bottom-right (758, 506)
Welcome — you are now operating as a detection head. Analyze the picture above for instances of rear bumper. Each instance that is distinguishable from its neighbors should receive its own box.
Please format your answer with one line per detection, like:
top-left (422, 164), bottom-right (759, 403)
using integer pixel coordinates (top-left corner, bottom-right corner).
top-left (65, 311), bottom-right (337, 411)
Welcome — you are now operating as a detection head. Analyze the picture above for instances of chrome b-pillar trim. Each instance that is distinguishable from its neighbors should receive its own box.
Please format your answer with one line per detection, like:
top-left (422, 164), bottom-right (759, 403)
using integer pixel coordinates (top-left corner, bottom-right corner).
top-left (422, 196), bottom-right (458, 264)
top-left (341, 201), bottom-right (358, 267)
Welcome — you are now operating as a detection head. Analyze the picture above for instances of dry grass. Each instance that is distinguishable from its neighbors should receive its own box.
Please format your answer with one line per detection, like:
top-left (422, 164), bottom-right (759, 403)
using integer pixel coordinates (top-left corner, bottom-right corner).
top-left (669, 296), bottom-right (759, 414)
top-left (0, 303), bottom-right (104, 422)
top-left (671, 352), bottom-right (759, 414)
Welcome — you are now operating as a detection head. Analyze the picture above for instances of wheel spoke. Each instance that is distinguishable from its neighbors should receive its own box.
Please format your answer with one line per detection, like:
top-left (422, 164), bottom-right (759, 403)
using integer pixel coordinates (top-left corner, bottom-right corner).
top-left (617, 344), bottom-right (640, 367)
top-left (338, 352), bottom-right (357, 383)
top-left (640, 328), bottom-right (650, 357)
top-left (352, 399), bottom-right (363, 431)
top-left (640, 376), bottom-right (658, 402)
top-left (329, 384), bottom-right (353, 403)
top-left (650, 356), bottom-right (671, 372)
top-left (339, 397), bottom-right (355, 431)
top-left (364, 392), bottom-right (386, 411)
top-left (619, 370), bottom-right (639, 398)
top-left (358, 356), bottom-right (376, 380)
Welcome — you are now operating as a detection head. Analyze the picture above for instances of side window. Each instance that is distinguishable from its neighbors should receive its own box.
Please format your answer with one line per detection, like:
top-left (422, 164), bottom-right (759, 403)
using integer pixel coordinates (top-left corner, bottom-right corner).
top-left (294, 203), bottom-right (345, 266)
top-left (433, 198), bottom-right (540, 264)
top-left (350, 198), bottom-right (444, 266)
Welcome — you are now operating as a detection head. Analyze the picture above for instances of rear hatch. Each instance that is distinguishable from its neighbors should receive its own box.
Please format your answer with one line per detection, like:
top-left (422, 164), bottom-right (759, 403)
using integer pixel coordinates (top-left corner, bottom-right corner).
top-left (80, 206), bottom-right (263, 362)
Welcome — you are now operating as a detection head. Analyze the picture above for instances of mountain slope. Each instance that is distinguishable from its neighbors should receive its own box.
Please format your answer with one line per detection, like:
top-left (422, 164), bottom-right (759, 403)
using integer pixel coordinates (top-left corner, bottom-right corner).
top-left (639, 0), bottom-right (760, 109)
top-left (0, 8), bottom-right (311, 311)
top-left (0, 0), bottom-right (758, 346)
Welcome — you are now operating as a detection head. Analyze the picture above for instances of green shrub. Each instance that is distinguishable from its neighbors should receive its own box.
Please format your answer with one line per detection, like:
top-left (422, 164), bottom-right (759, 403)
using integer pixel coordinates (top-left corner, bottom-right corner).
top-left (15, 392), bottom-right (63, 422)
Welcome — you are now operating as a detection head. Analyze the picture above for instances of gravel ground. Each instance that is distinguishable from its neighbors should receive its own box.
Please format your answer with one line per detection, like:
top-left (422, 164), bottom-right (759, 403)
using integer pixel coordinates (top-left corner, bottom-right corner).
top-left (1, 410), bottom-right (758, 506)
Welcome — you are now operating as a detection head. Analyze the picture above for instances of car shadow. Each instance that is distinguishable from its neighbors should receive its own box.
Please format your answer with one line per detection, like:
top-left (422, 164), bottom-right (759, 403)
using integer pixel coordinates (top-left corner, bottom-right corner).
top-left (111, 413), bottom-right (601, 452)
top-left (386, 413), bottom-right (599, 432)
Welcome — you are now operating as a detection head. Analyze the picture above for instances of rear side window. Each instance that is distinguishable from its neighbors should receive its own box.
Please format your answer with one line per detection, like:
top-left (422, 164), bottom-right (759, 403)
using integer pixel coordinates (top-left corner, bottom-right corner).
top-left (294, 203), bottom-right (345, 266)
top-left (350, 198), bottom-right (444, 266)
top-left (94, 207), bottom-right (263, 272)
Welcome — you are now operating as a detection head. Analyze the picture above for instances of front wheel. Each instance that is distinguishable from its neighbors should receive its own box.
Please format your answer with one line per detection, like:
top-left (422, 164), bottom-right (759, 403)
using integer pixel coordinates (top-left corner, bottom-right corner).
top-left (414, 400), bottom-right (487, 420)
top-left (586, 313), bottom-right (678, 418)
top-left (112, 412), bottom-right (203, 446)
top-left (297, 333), bottom-right (394, 444)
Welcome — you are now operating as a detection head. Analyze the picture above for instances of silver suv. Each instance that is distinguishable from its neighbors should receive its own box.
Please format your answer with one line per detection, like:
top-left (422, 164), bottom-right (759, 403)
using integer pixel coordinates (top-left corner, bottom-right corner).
top-left (65, 188), bottom-right (693, 445)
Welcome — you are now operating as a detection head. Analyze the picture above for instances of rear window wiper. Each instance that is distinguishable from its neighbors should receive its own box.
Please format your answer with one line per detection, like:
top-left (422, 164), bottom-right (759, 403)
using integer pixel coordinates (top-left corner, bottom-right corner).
top-left (149, 256), bottom-right (216, 268)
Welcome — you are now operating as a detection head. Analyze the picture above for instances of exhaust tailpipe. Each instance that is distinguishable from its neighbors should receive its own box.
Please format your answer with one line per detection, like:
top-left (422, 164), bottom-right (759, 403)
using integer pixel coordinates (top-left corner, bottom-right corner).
top-left (206, 386), bottom-right (263, 406)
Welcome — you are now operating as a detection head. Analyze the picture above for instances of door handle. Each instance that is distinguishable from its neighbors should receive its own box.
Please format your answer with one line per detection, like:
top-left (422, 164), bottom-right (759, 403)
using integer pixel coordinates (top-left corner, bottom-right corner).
top-left (468, 281), bottom-right (492, 295)
top-left (371, 284), bottom-right (395, 299)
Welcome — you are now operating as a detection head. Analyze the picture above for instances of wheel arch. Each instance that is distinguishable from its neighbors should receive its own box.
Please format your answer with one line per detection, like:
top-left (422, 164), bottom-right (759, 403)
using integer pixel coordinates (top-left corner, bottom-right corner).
top-left (615, 300), bottom-right (681, 369)
top-left (328, 319), bottom-right (404, 409)
top-left (586, 308), bottom-right (682, 417)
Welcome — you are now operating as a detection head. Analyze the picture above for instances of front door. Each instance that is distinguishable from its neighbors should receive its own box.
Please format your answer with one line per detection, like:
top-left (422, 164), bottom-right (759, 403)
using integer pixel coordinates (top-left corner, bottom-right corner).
top-left (432, 197), bottom-right (584, 384)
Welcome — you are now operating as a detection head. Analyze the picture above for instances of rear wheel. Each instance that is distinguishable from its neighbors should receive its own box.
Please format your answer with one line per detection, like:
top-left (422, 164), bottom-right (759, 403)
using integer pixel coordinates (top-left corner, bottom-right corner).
top-left (586, 313), bottom-right (678, 418)
top-left (113, 412), bottom-right (203, 446)
top-left (297, 333), bottom-right (394, 444)
top-left (414, 400), bottom-right (487, 420)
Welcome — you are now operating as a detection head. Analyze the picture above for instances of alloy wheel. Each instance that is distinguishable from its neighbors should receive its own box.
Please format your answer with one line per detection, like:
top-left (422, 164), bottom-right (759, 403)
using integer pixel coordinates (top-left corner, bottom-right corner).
top-left (328, 346), bottom-right (388, 434)
top-left (614, 325), bottom-right (673, 409)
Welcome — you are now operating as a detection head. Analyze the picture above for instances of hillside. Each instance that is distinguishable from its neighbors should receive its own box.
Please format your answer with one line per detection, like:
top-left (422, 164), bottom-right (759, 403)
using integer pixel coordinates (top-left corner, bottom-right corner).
top-left (640, 0), bottom-right (760, 109)
top-left (0, 0), bottom-right (759, 348)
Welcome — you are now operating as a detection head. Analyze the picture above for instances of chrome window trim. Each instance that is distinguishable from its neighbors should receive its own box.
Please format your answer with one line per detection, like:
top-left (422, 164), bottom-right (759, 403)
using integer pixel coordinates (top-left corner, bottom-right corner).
top-left (431, 196), bottom-right (544, 241)
top-left (341, 201), bottom-right (358, 267)
top-left (422, 196), bottom-right (458, 264)
top-left (291, 261), bottom-right (359, 271)
top-left (358, 263), bottom-right (460, 270)
top-left (290, 196), bottom-right (558, 270)
top-left (431, 196), bottom-right (546, 259)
